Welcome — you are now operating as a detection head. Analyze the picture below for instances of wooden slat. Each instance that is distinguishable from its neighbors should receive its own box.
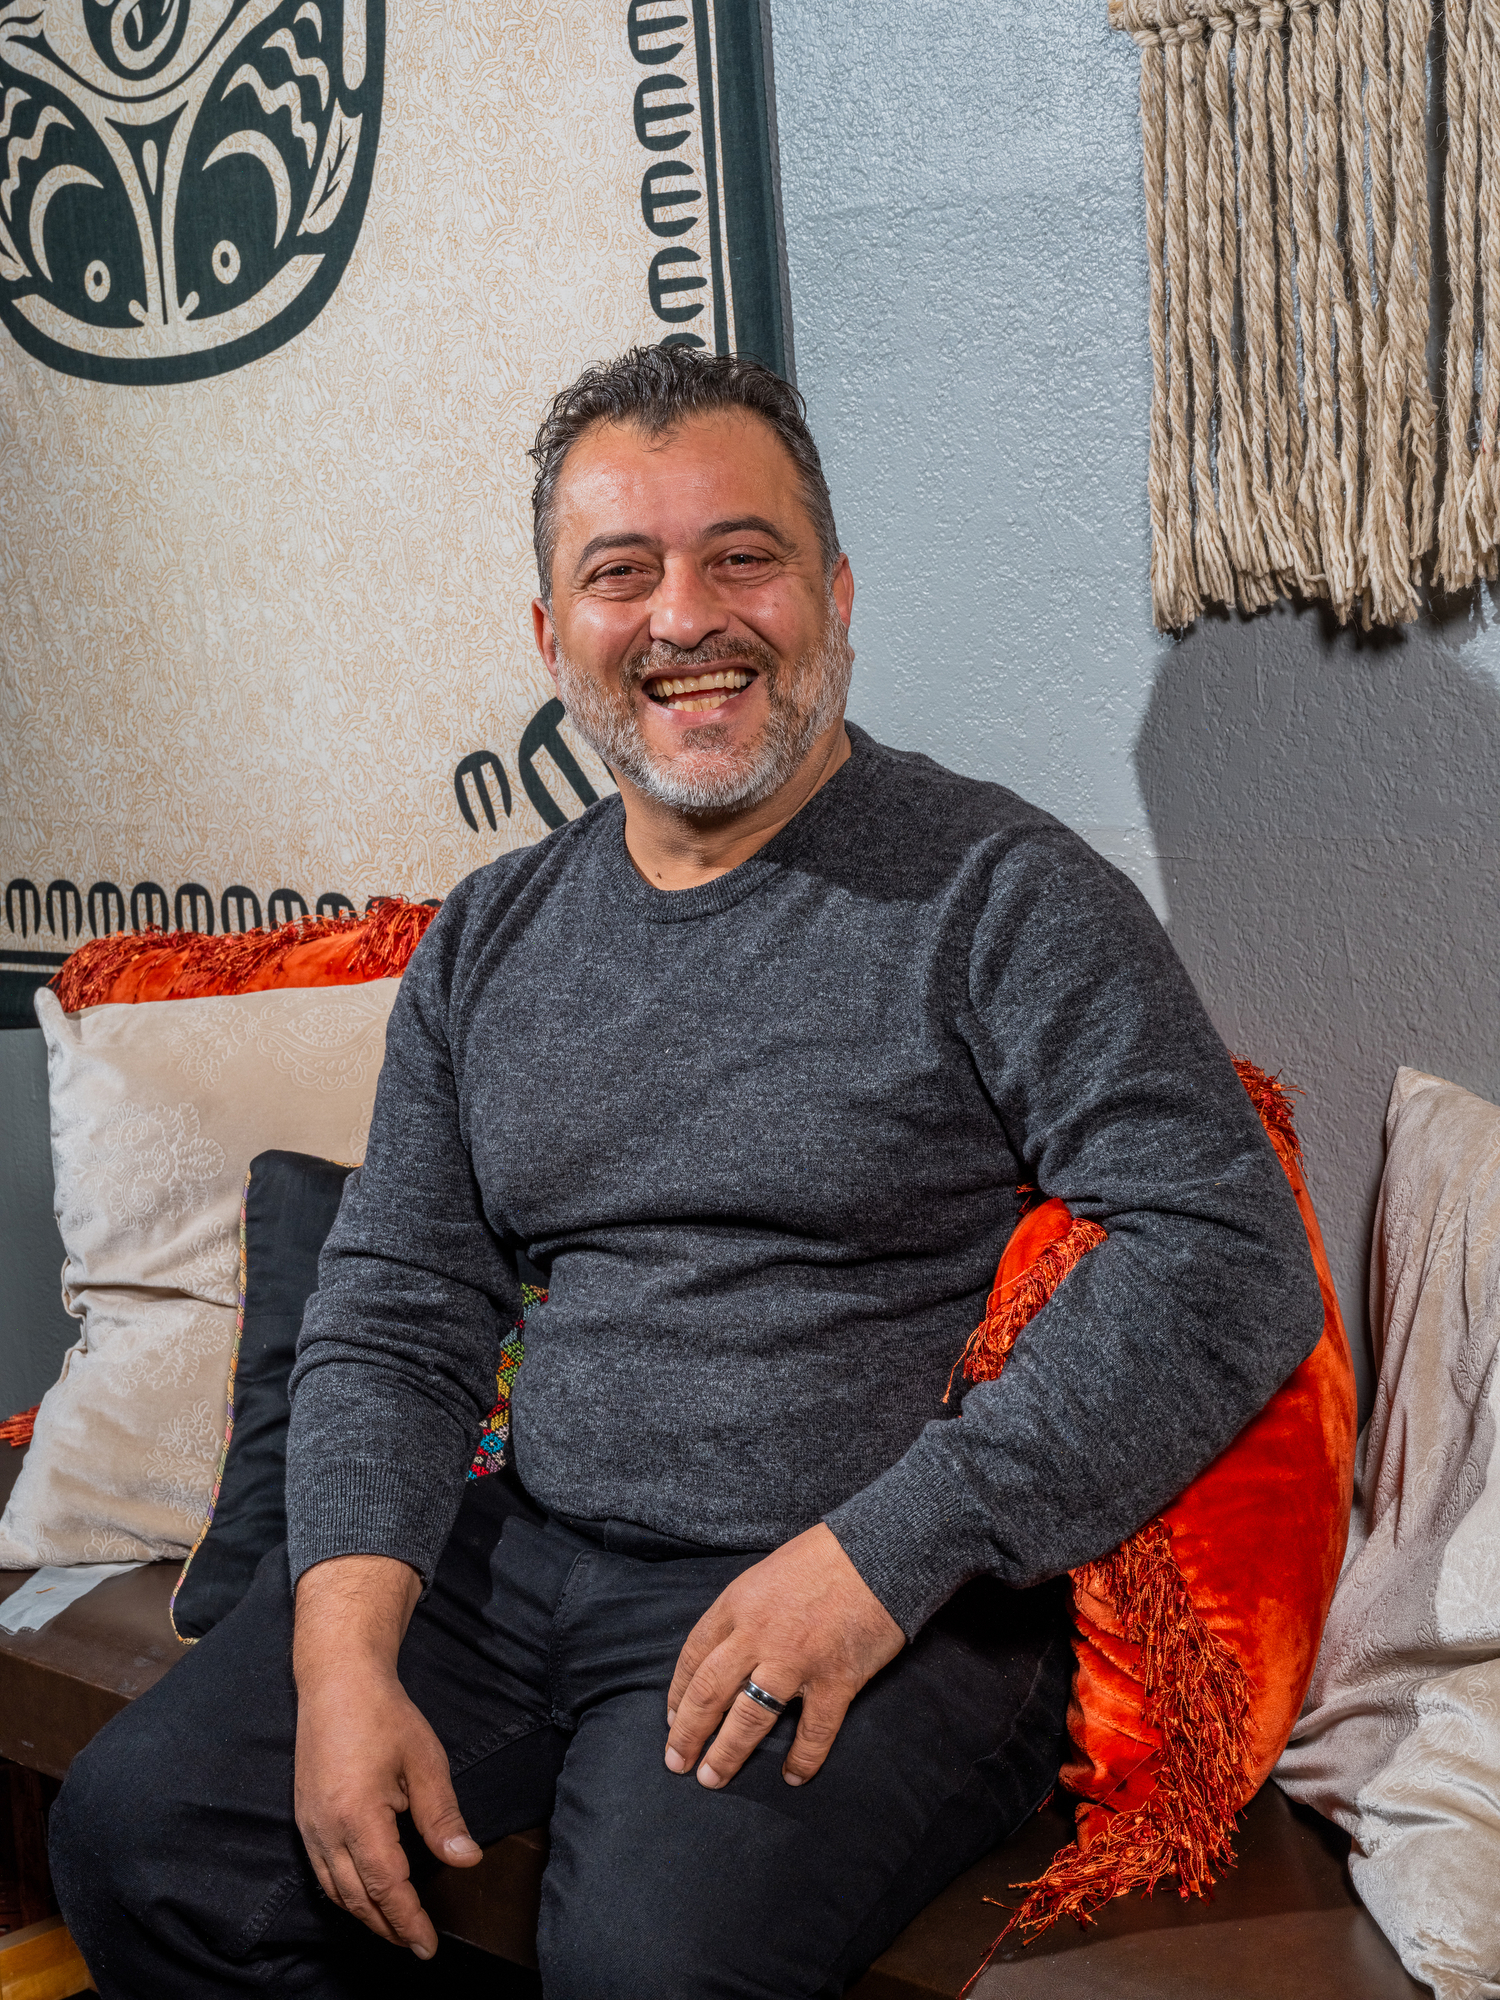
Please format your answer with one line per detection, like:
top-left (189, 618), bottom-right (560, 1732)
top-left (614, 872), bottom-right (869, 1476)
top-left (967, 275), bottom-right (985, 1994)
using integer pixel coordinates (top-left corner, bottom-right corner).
top-left (426, 1827), bottom-right (547, 1969)
top-left (0, 1916), bottom-right (93, 2000)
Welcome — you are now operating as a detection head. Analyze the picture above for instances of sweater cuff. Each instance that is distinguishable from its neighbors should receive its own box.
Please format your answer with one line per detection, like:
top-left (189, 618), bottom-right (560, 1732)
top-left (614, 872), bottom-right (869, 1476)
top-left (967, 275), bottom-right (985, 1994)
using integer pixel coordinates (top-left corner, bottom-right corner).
top-left (284, 1456), bottom-right (460, 1592)
top-left (824, 1443), bottom-right (988, 1639)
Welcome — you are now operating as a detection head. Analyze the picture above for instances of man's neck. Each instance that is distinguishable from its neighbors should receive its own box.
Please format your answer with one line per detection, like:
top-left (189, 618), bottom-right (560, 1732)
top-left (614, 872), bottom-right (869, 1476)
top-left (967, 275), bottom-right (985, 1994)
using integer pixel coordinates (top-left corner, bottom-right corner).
top-left (618, 719), bottom-right (852, 891)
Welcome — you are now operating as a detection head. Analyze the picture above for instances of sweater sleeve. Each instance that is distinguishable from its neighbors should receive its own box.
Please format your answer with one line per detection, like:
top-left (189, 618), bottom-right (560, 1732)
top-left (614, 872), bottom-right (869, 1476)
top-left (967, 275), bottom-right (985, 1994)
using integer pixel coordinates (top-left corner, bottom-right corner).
top-left (824, 827), bottom-right (1325, 1637)
top-left (284, 899), bottom-right (521, 1589)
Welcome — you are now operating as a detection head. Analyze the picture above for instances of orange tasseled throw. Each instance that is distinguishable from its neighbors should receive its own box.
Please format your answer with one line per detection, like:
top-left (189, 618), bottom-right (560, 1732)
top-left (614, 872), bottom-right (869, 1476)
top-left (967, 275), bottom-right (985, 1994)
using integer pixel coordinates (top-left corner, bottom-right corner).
top-left (958, 1059), bottom-right (1356, 1975)
top-left (50, 897), bottom-right (438, 1011)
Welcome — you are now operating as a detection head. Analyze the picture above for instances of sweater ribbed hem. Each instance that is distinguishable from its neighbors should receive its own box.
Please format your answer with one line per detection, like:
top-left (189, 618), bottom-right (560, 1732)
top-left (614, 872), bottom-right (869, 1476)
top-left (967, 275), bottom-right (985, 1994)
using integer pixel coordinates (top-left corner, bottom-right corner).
top-left (284, 1457), bottom-right (461, 1592)
top-left (824, 1444), bottom-right (987, 1639)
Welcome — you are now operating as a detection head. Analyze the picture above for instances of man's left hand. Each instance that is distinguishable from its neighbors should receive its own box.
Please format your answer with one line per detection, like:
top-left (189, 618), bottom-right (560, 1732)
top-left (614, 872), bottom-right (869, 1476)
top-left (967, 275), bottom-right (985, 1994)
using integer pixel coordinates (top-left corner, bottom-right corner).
top-left (664, 1522), bottom-right (904, 1790)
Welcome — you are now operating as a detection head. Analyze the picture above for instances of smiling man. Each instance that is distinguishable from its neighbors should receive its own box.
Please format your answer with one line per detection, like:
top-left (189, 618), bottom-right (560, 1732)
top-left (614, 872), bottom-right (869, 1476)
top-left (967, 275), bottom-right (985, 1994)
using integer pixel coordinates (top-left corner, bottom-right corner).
top-left (52, 347), bottom-right (1322, 1999)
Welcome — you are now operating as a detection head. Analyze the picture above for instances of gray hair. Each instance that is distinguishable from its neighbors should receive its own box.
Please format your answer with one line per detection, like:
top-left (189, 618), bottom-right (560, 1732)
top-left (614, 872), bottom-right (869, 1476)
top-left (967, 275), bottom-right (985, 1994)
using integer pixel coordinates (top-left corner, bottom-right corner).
top-left (528, 345), bottom-right (841, 606)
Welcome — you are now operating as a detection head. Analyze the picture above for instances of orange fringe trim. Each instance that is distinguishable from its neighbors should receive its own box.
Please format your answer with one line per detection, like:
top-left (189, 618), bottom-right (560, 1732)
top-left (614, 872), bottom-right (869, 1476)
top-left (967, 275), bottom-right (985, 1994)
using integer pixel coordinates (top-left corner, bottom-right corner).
top-left (0, 1406), bottom-right (38, 1449)
top-left (955, 1055), bottom-right (1292, 1982)
top-left (51, 898), bottom-right (437, 1012)
top-left (946, 1214), bottom-right (1106, 1400)
top-left (1006, 1521), bottom-right (1252, 1935)
top-left (1232, 1056), bottom-right (1302, 1177)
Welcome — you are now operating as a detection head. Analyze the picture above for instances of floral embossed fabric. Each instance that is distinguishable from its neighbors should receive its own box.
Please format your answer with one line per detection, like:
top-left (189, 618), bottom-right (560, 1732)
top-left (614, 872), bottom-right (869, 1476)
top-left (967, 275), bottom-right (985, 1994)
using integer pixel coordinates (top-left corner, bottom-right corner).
top-left (1277, 1067), bottom-right (1500, 2000)
top-left (0, 980), bottom-right (398, 1566)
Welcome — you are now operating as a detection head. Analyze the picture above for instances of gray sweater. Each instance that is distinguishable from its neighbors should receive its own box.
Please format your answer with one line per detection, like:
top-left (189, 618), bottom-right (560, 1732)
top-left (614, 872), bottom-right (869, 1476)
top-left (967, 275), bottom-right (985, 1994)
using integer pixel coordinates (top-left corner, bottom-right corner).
top-left (288, 726), bottom-right (1323, 1636)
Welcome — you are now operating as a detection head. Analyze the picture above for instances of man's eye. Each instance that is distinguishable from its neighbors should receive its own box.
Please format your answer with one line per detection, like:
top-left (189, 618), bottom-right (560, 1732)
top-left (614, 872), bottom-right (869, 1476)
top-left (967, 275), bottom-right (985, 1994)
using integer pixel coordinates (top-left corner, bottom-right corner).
top-left (721, 551), bottom-right (770, 568)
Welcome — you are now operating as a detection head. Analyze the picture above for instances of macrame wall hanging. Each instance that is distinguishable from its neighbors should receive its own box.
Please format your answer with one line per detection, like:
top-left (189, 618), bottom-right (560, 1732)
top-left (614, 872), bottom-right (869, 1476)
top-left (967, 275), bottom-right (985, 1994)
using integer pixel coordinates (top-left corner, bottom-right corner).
top-left (1110, 0), bottom-right (1498, 632)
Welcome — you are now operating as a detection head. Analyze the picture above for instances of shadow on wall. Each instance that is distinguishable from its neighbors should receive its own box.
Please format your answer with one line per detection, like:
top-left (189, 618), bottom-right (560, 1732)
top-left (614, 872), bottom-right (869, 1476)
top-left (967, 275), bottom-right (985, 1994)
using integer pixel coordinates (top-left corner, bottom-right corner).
top-left (1136, 597), bottom-right (1500, 1410)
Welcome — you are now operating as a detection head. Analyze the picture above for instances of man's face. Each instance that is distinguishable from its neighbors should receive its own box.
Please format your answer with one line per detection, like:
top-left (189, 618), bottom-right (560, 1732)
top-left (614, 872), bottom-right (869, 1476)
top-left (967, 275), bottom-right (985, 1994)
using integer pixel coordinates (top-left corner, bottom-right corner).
top-left (533, 409), bottom-right (854, 817)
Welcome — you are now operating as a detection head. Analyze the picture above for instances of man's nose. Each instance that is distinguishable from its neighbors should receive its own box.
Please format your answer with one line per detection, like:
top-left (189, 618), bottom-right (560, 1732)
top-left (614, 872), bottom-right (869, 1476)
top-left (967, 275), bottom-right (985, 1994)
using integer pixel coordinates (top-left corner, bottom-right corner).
top-left (648, 555), bottom-right (729, 651)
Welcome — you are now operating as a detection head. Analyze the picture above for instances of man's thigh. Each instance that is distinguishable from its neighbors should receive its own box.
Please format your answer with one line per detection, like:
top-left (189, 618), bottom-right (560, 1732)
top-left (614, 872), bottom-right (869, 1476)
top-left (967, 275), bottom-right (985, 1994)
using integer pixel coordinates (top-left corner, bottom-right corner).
top-left (539, 1562), bottom-right (1071, 2000)
top-left (51, 1470), bottom-right (566, 1994)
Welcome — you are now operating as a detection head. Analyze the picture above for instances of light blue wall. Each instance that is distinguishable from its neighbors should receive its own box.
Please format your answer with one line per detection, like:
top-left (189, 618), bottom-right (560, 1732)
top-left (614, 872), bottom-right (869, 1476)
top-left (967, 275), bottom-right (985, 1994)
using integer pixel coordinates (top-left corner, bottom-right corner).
top-left (770, 0), bottom-right (1500, 1405)
top-left (770, 4), bottom-right (1166, 915)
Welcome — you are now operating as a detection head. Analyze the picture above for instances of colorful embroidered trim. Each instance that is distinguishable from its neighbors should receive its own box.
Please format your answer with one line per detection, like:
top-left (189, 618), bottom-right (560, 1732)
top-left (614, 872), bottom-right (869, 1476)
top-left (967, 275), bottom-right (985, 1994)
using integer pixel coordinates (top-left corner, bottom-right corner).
top-left (468, 1283), bottom-right (545, 1480)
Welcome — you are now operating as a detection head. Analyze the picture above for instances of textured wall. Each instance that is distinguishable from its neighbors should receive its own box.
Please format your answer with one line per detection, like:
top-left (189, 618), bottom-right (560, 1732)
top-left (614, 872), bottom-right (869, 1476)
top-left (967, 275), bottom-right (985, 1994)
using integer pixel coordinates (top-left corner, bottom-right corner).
top-left (770, 0), bottom-right (1500, 1406)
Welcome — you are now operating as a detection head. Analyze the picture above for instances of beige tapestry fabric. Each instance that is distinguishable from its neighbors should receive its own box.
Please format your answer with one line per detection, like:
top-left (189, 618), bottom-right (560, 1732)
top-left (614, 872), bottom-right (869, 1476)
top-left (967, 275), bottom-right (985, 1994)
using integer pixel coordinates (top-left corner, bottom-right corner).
top-left (1109, 0), bottom-right (1499, 632)
top-left (0, 2), bottom-right (788, 970)
top-left (0, 979), bottom-right (397, 1566)
top-left (1276, 1067), bottom-right (1500, 2000)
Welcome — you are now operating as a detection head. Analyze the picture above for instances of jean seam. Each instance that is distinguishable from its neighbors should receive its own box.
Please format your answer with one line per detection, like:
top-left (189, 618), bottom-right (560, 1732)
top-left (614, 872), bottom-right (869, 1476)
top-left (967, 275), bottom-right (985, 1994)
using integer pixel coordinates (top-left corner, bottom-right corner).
top-left (448, 1711), bottom-right (559, 1784)
top-left (224, 1862), bottom-right (312, 1963)
top-left (547, 1549), bottom-right (590, 1731)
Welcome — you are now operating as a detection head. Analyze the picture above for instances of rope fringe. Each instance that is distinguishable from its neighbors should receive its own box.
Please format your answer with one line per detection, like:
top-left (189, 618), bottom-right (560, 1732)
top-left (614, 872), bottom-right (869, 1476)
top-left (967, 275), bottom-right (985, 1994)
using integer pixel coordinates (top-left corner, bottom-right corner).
top-left (1107, 0), bottom-right (1475, 630)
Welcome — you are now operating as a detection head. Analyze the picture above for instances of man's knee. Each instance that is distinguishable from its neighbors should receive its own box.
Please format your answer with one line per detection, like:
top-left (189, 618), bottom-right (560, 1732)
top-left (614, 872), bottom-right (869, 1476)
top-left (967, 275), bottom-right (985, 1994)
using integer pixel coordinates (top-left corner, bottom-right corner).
top-left (50, 1714), bottom-right (174, 1949)
top-left (541, 1901), bottom-right (730, 2000)
top-left (539, 1878), bottom-right (815, 2000)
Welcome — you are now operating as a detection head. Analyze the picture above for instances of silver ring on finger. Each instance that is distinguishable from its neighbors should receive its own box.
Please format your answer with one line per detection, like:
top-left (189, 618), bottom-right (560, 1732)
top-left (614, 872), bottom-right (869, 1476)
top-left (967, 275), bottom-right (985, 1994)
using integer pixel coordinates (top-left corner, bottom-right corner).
top-left (739, 1675), bottom-right (790, 1717)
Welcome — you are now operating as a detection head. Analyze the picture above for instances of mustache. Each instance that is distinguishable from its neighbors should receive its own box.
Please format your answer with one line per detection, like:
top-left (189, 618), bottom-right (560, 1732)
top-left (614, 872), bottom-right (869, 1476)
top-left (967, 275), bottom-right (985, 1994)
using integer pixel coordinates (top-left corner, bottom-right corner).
top-left (620, 636), bottom-right (780, 693)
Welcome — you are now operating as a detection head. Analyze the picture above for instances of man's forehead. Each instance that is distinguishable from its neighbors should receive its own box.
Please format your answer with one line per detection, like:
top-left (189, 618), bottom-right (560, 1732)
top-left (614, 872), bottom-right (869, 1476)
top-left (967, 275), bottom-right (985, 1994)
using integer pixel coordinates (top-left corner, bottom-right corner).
top-left (553, 409), bottom-right (802, 535)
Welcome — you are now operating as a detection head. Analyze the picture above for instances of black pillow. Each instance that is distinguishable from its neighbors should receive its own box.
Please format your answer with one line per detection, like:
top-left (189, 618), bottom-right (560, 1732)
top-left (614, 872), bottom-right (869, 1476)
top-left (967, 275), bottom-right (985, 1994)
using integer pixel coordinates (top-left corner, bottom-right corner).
top-left (171, 1150), bottom-right (353, 1641)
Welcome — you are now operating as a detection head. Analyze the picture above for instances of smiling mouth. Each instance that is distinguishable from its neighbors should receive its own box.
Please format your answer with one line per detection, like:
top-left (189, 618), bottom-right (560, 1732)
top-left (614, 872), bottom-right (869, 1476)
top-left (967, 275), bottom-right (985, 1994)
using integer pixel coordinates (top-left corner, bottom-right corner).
top-left (645, 668), bottom-right (755, 713)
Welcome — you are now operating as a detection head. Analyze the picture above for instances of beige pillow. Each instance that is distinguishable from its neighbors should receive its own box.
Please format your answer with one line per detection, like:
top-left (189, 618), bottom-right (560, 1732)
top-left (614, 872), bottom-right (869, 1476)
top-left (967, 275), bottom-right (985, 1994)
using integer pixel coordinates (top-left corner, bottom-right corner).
top-left (0, 981), bottom-right (399, 1567)
top-left (1277, 1066), bottom-right (1500, 2000)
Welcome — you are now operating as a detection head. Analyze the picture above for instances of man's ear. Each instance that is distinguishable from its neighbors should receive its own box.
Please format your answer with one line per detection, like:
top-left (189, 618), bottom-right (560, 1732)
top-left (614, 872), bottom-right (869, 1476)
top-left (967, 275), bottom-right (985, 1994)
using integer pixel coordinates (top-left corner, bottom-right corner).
top-left (532, 598), bottom-right (561, 690)
top-left (831, 552), bottom-right (854, 634)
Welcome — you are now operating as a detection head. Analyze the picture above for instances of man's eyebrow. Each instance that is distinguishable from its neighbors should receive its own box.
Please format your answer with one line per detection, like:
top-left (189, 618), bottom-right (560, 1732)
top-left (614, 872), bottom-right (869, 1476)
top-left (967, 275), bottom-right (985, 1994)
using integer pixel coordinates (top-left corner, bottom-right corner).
top-left (701, 515), bottom-right (794, 548)
top-left (574, 531), bottom-right (660, 572)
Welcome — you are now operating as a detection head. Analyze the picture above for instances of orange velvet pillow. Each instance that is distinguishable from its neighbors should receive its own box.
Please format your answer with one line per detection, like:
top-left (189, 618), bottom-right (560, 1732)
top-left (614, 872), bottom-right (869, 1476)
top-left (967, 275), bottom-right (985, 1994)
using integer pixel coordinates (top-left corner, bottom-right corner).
top-left (962, 1060), bottom-right (1356, 1938)
top-left (50, 898), bottom-right (437, 1010)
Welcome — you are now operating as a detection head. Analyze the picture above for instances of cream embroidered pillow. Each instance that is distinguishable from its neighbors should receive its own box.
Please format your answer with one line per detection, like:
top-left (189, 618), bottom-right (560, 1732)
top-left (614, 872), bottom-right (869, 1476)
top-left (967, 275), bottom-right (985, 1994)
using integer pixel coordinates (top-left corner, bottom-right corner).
top-left (0, 981), bottom-right (399, 1567)
top-left (1277, 1067), bottom-right (1500, 2000)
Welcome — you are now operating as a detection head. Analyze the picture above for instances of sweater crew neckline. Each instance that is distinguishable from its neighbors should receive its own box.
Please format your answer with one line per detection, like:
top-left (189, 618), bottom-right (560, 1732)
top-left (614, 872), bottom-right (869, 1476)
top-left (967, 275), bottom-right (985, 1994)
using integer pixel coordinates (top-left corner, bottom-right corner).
top-left (602, 725), bottom-right (870, 925)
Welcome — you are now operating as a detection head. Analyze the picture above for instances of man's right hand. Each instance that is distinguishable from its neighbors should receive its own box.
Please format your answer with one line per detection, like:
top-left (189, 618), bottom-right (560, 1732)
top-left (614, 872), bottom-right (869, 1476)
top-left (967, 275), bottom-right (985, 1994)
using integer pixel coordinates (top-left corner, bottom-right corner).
top-left (293, 1553), bottom-right (482, 1959)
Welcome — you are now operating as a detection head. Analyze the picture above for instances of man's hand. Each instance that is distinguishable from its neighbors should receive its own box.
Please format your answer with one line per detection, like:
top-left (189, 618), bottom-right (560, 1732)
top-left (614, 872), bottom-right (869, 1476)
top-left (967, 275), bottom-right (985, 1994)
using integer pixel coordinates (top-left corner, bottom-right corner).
top-left (293, 1555), bottom-right (482, 1959)
top-left (664, 1523), bottom-right (904, 1790)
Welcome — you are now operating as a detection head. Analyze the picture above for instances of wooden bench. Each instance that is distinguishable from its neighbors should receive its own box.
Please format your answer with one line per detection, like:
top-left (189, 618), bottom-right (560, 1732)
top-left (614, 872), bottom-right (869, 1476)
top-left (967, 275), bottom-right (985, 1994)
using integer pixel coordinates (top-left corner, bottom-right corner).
top-left (0, 1450), bottom-right (1425, 1999)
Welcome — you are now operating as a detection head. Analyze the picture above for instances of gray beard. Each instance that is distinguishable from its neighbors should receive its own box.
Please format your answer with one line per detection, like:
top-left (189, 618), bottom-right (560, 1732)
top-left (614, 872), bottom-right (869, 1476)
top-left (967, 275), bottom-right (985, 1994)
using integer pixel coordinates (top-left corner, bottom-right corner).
top-left (552, 613), bottom-right (853, 817)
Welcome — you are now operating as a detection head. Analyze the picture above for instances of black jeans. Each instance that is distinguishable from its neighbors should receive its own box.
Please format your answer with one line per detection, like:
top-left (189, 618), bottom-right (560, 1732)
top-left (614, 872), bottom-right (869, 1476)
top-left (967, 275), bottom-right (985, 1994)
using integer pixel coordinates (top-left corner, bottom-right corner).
top-left (51, 1469), bottom-right (1070, 1999)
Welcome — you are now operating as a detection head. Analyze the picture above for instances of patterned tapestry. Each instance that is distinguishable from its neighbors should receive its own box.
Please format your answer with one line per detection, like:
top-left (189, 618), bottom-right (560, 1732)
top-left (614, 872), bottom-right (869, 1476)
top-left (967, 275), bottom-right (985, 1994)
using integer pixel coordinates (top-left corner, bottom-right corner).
top-left (0, 0), bottom-right (791, 1007)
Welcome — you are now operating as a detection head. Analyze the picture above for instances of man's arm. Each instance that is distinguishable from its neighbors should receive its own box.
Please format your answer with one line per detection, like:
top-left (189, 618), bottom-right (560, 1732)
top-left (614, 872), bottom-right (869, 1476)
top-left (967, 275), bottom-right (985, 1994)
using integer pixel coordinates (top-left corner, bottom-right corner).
top-left (285, 897), bottom-right (512, 1947)
top-left (823, 826), bottom-right (1325, 1636)
top-left (286, 891), bottom-right (518, 1589)
top-left (293, 1555), bottom-right (481, 1960)
top-left (665, 826), bottom-right (1324, 1789)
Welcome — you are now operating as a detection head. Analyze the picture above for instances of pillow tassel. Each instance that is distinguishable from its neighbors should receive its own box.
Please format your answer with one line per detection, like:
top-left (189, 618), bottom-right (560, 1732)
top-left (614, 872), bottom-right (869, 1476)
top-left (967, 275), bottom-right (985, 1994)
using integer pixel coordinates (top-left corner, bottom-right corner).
top-left (50, 899), bottom-right (438, 1011)
top-left (1230, 1056), bottom-right (1302, 1174)
top-left (946, 1215), bottom-right (1107, 1398)
top-left (1003, 1522), bottom-right (1253, 1938)
top-left (1, 1405), bottom-right (39, 1448)
top-left (50, 925), bottom-right (165, 1010)
top-left (346, 897), bottom-right (440, 979)
top-left (957, 1056), bottom-right (1301, 1985)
